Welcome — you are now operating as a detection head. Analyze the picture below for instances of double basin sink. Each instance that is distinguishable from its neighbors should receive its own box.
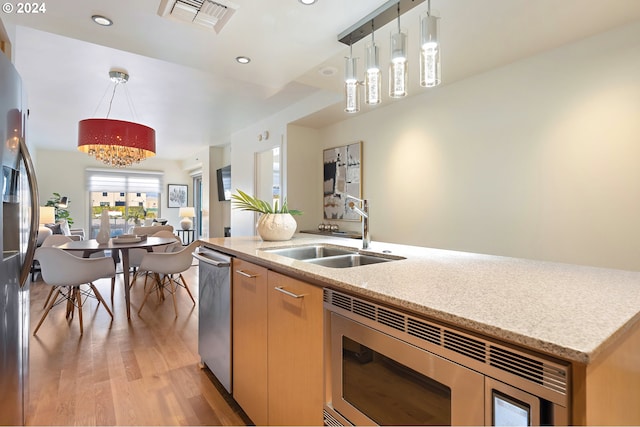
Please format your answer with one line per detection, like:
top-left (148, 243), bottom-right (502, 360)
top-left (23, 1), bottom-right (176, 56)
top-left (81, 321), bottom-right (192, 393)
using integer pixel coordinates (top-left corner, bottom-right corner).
top-left (262, 244), bottom-right (403, 269)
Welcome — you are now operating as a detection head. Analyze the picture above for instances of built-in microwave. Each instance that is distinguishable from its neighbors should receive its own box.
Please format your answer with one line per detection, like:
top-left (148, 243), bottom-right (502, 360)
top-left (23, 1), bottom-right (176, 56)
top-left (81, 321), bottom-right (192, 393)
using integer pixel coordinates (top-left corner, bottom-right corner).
top-left (323, 289), bottom-right (570, 426)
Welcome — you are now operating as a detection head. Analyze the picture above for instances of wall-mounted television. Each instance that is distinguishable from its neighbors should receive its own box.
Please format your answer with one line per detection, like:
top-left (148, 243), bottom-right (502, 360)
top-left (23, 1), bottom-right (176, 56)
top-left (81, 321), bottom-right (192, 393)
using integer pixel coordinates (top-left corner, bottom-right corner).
top-left (216, 165), bottom-right (232, 201)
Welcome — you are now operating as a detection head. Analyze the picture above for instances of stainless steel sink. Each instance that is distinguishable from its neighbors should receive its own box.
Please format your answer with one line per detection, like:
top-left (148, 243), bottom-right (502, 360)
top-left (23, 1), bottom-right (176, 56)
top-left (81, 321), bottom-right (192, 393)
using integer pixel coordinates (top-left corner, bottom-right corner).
top-left (262, 245), bottom-right (355, 260)
top-left (261, 244), bottom-right (402, 268)
top-left (305, 253), bottom-right (392, 268)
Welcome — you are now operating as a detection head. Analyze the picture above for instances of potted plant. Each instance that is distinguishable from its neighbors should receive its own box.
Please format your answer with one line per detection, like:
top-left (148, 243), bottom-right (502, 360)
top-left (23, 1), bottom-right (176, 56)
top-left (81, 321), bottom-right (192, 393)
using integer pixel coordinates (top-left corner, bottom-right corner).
top-left (231, 189), bottom-right (302, 241)
top-left (45, 192), bottom-right (73, 225)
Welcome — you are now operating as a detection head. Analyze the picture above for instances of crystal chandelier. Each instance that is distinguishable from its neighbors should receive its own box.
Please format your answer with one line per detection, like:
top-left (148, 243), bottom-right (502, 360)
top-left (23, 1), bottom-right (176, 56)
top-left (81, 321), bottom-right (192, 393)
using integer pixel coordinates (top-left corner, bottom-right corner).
top-left (77, 71), bottom-right (156, 167)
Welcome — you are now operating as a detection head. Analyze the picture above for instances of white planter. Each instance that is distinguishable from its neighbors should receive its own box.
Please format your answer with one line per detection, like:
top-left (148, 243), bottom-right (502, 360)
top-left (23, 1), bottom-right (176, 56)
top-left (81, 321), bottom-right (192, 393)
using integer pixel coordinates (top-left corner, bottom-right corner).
top-left (256, 213), bottom-right (297, 241)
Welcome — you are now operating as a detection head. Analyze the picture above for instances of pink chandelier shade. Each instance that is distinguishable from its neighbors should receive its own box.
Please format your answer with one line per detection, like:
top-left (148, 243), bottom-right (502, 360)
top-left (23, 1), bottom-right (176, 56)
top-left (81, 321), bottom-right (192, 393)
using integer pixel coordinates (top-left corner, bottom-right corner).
top-left (77, 118), bottom-right (156, 167)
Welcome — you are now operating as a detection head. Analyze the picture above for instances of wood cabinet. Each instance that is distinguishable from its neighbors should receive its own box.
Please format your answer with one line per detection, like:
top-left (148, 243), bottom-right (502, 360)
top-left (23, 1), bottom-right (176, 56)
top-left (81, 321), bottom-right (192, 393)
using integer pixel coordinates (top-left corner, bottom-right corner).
top-left (267, 271), bottom-right (324, 426)
top-left (231, 259), bottom-right (323, 426)
top-left (232, 259), bottom-right (269, 426)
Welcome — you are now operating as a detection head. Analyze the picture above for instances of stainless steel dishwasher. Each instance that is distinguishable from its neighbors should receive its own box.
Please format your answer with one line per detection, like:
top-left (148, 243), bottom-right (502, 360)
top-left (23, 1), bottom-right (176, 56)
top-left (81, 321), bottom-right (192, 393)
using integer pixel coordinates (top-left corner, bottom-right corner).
top-left (193, 246), bottom-right (232, 393)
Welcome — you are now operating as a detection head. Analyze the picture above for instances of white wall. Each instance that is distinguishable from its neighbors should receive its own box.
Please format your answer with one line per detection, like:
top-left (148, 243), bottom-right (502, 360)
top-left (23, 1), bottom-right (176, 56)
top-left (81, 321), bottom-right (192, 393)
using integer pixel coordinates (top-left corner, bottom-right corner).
top-left (306, 22), bottom-right (640, 270)
top-left (286, 124), bottom-right (322, 232)
top-left (34, 148), bottom-right (192, 234)
top-left (229, 91), bottom-right (341, 237)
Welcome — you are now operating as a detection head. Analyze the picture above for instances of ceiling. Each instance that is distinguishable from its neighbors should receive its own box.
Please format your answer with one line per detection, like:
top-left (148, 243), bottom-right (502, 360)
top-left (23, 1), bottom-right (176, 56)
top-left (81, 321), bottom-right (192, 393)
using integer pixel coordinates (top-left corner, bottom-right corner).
top-left (3, 0), bottom-right (640, 161)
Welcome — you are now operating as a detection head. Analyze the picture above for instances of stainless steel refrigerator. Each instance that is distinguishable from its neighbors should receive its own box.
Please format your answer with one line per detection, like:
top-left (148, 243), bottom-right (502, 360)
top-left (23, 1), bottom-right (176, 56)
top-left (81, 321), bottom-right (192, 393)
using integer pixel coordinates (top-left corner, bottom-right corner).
top-left (0, 49), bottom-right (39, 425)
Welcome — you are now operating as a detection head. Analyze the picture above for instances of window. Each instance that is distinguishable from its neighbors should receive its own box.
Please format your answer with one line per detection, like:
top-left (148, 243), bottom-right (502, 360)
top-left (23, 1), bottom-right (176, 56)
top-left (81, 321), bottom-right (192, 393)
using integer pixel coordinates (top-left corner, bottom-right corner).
top-left (86, 169), bottom-right (163, 238)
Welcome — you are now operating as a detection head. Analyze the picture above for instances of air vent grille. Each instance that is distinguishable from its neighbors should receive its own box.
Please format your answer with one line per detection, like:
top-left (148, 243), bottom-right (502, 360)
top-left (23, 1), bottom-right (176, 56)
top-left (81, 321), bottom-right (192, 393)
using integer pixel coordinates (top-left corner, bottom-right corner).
top-left (324, 409), bottom-right (345, 427)
top-left (407, 318), bottom-right (441, 346)
top-left (158, 0), bottom-right (238, 33)
top-left (352, 299), bottom-right (376, 321)
top-left (378, 307), bottom-right (405, 331)
top-left (331, 292), bottom-right (352, 312)
top-left (444, 330), bottom-right (487, 362)
top-left (490, 347), bottom-right (567, 394)
top-left (324, 289), bottom-right (569, 396)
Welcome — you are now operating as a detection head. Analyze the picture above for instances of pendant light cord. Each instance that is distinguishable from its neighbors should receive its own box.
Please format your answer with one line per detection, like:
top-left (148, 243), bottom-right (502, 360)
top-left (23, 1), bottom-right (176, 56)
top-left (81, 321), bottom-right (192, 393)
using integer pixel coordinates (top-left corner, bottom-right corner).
top-left (92, 80), bottom-right (138, 121)
top-left (105, 83), bottom-right (118, 118)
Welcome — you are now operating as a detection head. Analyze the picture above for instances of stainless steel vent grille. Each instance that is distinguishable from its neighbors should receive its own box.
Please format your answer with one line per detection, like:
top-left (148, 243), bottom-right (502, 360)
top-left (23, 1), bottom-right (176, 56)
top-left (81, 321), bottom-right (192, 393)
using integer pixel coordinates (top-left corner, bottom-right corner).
top-left (378, 307), bottom-right (405, 331)
top-left (444, 330), bottom-right (487, 362)
top-left (323, 409), bottom-right (345, 427)
top-left (324, 289), bottom-right (569, 397)
top-left (407, 317), bottom-right (441, 346)
top-left (489, 346), bottom-right (567, 394)
top-left (352, 299), bottom-right (376, 320)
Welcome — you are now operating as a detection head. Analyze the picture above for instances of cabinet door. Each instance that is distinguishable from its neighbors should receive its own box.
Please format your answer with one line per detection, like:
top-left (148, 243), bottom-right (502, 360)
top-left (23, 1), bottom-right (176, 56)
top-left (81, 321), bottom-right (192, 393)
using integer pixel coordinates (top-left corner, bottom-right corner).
top-left (232, 259), bottom-right (269, 426)
top-left (267, 271), bottom-right (324, 426)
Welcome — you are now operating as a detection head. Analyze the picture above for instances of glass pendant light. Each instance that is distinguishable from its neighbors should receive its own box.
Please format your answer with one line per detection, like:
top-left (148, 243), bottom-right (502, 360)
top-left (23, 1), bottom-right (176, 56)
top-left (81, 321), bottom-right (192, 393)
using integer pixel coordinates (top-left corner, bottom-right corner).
top-left (420, 0), bottom-right (441, 87)
top-left (344, 43), bottom-right (360, 113)
top-left (389, 5), bottom-right (408, 98)
top-left (365, 22), bottom-right (381, 105)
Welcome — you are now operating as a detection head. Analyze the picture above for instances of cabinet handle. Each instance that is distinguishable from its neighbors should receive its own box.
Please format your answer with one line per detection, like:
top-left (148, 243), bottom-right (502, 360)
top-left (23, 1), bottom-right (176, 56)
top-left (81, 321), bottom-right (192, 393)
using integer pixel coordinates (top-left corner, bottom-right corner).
top-left (274, 286), bottom-right (305, 299)
top-left (236, 270), bottom-right (258, 278)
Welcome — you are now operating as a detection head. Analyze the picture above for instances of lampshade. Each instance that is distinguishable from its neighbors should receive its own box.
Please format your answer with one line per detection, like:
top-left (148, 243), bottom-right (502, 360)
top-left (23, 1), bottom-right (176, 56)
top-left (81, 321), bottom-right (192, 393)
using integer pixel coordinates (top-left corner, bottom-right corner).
top-left (389, 26), bottom-right (408, 98)
top-left (78, 118), bottom-right (156, 167)
top-left (39, 206), bottom-right (55, 225)
top-left (365, 37), bottom-right (381, 105)
top-left (78, 70), bottom-right (156, 168)
top-left (344, 53), bottom-right (360, 113)
top-left (179, 207), bottom-right (196, 230)
top-left (420, 8), bottom-right (441, 87)
top-left (179, 207), bottom-right (196, 218)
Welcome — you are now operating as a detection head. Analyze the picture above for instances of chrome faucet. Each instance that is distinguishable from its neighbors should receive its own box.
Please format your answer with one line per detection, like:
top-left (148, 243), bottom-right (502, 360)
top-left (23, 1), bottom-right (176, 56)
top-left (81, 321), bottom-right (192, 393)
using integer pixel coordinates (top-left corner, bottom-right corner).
top-left (345, 194), bottom-right (370, 249)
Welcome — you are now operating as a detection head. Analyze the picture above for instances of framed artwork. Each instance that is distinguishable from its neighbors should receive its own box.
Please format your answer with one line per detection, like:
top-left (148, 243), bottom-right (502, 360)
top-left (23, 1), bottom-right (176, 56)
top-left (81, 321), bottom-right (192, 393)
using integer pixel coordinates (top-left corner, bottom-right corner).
top-left (168, 184), bottom-right (188, 208)
top-left (323, 141), bottom-right (362, 221)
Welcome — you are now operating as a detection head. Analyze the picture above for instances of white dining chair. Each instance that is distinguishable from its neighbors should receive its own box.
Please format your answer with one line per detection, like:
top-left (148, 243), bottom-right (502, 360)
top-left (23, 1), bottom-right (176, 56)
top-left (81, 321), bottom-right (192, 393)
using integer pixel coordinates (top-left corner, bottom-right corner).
top-left (121, 230), bottom-right (182, 302)
top-left (33, 247), bottom-right (115, 336)
top-left (39, 234), bottom-right (111, 308)
top-left (137, 240), bottom-right (201, 317)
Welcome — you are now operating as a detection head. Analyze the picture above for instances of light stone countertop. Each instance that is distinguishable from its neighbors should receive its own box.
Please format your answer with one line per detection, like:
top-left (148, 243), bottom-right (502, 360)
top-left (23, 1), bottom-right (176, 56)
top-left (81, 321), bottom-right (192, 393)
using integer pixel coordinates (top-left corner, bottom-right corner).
top-left (199, 234), bottom-right (640, 364)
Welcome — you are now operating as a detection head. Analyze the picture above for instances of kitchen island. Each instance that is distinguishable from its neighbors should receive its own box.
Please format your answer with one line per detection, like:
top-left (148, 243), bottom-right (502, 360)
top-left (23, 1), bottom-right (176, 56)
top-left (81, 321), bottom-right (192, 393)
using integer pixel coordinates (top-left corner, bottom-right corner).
top-left (199, 234), bottom-right (640, 425)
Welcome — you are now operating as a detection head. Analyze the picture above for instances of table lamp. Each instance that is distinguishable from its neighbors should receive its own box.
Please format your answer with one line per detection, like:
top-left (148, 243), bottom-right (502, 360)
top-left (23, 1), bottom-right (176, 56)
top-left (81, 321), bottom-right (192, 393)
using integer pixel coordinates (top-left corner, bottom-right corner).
top-left (179, 207), bottom-right (196, 230)
top-left (39, 206), bottom-right (55, 225)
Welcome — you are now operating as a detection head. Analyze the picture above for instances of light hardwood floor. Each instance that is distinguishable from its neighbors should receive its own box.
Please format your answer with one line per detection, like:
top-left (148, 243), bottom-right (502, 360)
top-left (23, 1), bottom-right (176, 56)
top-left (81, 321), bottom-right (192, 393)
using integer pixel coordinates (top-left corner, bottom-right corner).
top-left (27, 260), bottom-right (250, 426)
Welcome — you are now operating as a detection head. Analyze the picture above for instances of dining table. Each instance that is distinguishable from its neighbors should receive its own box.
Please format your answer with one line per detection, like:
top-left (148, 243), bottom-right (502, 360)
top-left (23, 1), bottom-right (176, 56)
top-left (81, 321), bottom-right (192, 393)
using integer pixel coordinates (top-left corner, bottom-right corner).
top-left (56, 236), bottom-right (177, 319)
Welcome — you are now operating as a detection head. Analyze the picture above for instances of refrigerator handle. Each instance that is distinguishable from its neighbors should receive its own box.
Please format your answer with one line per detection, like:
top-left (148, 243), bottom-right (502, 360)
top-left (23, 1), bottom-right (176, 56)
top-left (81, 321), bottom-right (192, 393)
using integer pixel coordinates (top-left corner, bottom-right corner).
top-left (18, 136), bottom-right (39, 288)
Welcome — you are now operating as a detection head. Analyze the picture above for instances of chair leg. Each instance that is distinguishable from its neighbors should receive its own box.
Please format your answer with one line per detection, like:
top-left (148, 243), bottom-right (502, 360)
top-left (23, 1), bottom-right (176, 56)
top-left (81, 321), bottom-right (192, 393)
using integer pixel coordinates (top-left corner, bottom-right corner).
top-left (143, 271), bottom-right (151, 292)
top-left (131, 268), bottom-right (139, 287)
top-left (66, 288), bottom-right (75, 320)
top-left (33, 288), bottom-right (61, 335)
top-left (157, 274), bottom-right (166, 302)
top-left (179, 273), bottom-right (196, 305)
top-left (137, 276), bottom-right (157, 314)
top-left (169, 277), bottom-right (178, 318)
top-left (110, 277), bottom-right (116, 306)
top-left (75, 287), bottom-right (83, 335)
top-left (90, 283), bottom-right (113, 319)
top-left (42, 285), bottom-right (57, 309)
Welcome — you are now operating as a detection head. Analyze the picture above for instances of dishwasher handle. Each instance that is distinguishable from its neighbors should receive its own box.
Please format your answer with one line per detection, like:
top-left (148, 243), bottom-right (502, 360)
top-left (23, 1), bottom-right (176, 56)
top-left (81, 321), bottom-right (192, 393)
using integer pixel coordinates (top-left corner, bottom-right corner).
top-left (193, 251), bottom-right (231, 268)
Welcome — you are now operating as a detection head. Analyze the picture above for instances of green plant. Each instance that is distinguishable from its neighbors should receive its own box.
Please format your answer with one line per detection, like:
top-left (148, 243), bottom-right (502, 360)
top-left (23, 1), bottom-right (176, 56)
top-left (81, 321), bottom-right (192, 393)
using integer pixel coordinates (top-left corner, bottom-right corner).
top-left (45, 192), bottom-right (73, 225)
top-left (231, 189), bottom-right (302, 215)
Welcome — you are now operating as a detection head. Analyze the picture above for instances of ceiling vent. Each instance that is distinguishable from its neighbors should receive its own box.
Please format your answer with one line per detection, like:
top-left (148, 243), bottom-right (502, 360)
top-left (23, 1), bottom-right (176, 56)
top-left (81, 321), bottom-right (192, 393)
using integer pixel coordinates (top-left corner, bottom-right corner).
top-left (158, 0), bottom-right (239, 33)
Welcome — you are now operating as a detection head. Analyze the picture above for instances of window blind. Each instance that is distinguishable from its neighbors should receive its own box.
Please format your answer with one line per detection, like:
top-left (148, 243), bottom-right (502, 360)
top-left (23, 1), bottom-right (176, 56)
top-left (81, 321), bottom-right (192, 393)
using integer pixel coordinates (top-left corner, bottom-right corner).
top-left (86, 168), bottom-right (163, 193)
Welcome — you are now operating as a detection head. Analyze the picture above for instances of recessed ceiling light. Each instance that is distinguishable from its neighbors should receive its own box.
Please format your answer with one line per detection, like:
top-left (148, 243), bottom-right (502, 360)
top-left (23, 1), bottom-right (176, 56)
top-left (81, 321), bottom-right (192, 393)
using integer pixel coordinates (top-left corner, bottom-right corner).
top-left (236, 56), bottom-right (251, 64)
top-left (299, 0), bottom-right (317, 4)
top-left (91, 15), bottom-right (113, 26)
top-left (318, 66), bottom-right (338, 77)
